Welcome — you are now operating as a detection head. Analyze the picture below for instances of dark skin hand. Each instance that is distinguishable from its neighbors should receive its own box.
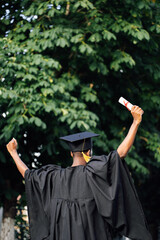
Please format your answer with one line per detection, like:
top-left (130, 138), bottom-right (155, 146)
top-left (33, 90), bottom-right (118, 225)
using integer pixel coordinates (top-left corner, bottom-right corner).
top-left (117, 105), bottom-right (144, 158)
top-left (6, 138), bottom-right (28, 178)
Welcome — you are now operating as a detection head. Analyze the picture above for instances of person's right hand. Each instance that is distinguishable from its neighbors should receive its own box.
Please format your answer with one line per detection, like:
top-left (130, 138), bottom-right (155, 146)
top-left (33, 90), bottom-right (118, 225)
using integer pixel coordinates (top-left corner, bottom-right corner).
top-left (131, 105), bottom-right (144, 125)
top-left (6, 138), bottom-right (18, 154)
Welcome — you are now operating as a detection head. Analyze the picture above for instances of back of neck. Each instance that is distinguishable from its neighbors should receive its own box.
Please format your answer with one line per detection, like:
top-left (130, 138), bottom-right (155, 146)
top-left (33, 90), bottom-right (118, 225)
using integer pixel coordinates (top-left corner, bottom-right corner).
top-left (71, 157), bottom-right (86, 167)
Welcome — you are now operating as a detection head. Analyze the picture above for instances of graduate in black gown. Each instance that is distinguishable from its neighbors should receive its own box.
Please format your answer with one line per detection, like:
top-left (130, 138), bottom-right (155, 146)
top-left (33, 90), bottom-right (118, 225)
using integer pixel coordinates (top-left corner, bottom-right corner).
top-left (7, 105), bottom-right (152, 240)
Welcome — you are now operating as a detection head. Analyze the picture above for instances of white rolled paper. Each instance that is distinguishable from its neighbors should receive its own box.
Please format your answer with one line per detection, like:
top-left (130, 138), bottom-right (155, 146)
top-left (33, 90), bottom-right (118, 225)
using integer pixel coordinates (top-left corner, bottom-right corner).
top-left (118, 97), bottom-right (133, 111)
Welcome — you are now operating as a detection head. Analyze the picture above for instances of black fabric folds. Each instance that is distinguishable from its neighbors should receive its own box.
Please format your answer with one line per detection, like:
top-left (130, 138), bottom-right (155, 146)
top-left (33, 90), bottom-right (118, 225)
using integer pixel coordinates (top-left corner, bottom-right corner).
top-left (25, 150), bottom-right (152, 240)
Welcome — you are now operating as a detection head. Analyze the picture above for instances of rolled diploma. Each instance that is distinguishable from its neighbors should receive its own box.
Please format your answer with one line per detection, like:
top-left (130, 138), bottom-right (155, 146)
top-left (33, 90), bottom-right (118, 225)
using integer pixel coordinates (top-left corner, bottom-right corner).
top-left (118, 97), bottom-right (133, 111)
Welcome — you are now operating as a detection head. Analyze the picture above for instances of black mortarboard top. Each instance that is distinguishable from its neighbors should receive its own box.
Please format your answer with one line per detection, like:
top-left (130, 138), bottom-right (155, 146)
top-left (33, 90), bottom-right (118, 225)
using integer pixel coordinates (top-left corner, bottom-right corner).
top-left (60, 131), bottom-right (99, 152)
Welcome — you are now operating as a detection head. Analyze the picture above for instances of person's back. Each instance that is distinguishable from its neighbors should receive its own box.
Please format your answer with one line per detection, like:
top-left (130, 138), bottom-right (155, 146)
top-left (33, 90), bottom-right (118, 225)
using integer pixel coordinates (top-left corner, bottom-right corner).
top-left (25, 163), bottom-right (112, 240)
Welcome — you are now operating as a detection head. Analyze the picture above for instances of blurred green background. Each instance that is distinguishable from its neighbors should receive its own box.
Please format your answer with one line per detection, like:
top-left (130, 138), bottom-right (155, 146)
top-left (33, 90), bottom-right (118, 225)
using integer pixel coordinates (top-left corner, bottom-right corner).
top-left (0, 0), bottom-right (160, 239)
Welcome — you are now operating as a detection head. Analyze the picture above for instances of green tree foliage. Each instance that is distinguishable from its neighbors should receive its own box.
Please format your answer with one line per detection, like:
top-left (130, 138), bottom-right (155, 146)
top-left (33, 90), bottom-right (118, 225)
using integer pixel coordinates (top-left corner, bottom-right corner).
top-left (0, 0), bottom-right (160, 229)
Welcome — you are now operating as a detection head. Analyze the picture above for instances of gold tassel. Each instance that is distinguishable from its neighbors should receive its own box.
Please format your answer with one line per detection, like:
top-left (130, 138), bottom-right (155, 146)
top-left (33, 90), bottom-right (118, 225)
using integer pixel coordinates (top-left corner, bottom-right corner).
top-left (82, 152), bottom-right (91, 163)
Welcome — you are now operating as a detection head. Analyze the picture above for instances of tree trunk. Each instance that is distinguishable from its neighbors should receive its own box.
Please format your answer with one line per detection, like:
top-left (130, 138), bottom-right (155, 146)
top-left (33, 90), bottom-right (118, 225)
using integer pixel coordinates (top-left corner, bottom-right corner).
top-left (0, 208), bottom-right (3, 232)
top-left (0, 217), bottom-right (15, 240)
top-left (0, 198), bottom-right (16, 240)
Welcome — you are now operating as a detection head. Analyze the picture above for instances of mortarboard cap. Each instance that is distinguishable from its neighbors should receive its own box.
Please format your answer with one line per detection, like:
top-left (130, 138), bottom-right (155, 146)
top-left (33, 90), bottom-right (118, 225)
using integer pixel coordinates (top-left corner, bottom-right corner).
top-left (60, 131), bottom-right (99, 152)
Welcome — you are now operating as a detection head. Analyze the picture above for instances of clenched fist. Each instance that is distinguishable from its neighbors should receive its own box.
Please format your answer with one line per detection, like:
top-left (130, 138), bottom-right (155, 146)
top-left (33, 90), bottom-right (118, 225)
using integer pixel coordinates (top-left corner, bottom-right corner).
top-left (6, 138), bottom-right (18, 154)
top-left (131, 106), bottom-right (144, 125)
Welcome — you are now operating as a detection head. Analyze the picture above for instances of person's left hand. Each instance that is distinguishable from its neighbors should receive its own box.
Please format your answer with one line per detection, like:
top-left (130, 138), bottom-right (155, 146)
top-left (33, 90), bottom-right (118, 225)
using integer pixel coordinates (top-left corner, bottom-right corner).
top-left (6, 138), bottom-right (18, 154)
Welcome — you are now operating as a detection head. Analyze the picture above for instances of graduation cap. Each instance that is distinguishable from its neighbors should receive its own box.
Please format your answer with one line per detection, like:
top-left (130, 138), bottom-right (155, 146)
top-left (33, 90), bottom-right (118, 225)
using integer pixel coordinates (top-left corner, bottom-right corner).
top-left (60, 131), bottom-right (99, 152)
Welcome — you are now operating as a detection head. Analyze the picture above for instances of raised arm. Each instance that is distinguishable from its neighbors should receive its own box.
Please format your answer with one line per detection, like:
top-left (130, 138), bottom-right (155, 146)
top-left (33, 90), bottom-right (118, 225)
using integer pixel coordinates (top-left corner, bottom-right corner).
top-left (6, 138), bottom-right (29, 178)
top-left (117, 105), bottom-right (144, 159)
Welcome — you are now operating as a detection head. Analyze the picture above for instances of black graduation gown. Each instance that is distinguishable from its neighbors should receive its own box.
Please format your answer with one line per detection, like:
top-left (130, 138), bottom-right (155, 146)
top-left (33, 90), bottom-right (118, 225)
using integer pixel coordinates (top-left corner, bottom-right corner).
top-left (25, 150), bottom-right (152, 240)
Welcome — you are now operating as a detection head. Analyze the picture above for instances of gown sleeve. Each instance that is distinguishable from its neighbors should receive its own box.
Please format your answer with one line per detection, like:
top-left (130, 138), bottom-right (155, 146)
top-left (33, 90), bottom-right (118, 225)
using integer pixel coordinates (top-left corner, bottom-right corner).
top-left (25, 164), bottom-right (61, 240)
top-left (86, 150), bottom-right (152, 240)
